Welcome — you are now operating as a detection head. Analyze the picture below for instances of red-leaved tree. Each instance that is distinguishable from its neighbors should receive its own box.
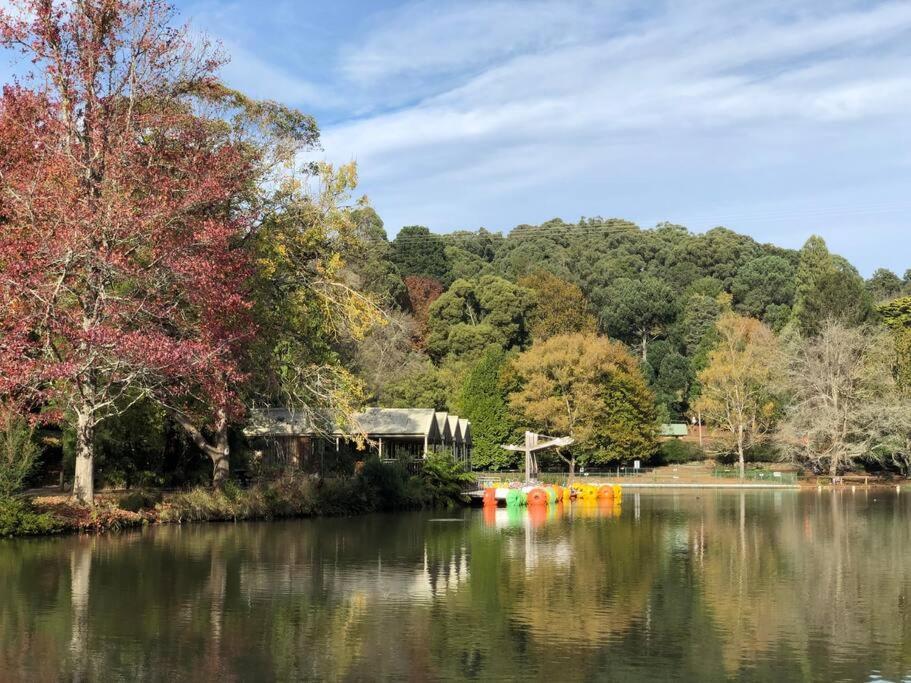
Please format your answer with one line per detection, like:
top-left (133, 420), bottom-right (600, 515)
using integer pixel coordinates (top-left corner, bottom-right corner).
top-left (403, 275), bottom-right (444, 346)
top-left (0, 0), bottom-right (257, 502)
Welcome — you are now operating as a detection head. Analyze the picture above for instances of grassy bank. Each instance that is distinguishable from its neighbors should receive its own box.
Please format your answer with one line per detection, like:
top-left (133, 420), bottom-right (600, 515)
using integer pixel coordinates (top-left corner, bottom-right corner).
top-left (0, 455), bottom-right (475, 538)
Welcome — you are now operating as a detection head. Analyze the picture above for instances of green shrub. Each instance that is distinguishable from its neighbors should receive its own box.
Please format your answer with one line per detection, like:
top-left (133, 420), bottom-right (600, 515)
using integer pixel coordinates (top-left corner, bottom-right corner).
top-left (744, 443), bottom-right (782, 463)
top-left (156, 456), bottom-right (474, 524)
top-left (315, 477), bottom-right (373, 515)
top-left (654, 440), bottom-right (705, 465)
top-left (0, 412), bottom-right (39, 497)
top-left (117, 490), bottom-right (162, 513)
top-left (361, 457), bottom-right (410, 510)
top-left (0, 497), bottom-right (63, 537)
top-left (158, 478), bottom-right (321, 523)
top-left (415, 453), bottom-right (474, 509)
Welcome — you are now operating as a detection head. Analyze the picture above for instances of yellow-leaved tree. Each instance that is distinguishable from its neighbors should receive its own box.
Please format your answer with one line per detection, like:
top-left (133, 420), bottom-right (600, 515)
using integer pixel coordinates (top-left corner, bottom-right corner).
top-left (695, 314), bottom-right (783, 479)
top-left (508, 333), bottom-right (656, 480)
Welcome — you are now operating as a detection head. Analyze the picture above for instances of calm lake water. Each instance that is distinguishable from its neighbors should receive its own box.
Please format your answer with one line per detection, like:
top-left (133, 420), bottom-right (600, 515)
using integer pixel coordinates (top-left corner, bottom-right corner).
top-left (3, 490), bottom-right (911, 682)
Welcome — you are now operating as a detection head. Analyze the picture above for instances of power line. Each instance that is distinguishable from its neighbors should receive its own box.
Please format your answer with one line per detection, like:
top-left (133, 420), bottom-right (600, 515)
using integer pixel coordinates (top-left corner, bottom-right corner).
top-left (380, 201), bottom-right (911, 246)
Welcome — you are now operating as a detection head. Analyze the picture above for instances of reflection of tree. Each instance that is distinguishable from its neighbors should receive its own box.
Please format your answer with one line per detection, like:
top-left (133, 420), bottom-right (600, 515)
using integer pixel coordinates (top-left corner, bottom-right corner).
top-left (5, 496), bottom-right (911, 680)
top-left (422, 505), bottom-right (663, 680)
top-left (0, 538), bottom-right (79, 680)
top-left (695, 491), bottom-right (911, 680)
top-left (69, 539), bottom-right (93, 682)
top-left (696, 492), bottom-right (807, 677)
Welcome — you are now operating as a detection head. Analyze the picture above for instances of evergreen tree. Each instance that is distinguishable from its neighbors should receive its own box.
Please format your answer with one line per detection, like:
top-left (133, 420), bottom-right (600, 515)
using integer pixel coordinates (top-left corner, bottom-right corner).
top-left (792, 236), bottom-right (871, 335)
top-left (455, 347), bottom-right (517, 470)
top-left (391, 226), bottom-right (450, 282)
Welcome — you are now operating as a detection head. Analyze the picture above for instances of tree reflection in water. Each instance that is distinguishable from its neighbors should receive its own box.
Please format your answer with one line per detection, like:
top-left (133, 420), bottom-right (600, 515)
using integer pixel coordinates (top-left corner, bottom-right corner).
top-left (2, 492), bottom-right (911, 680)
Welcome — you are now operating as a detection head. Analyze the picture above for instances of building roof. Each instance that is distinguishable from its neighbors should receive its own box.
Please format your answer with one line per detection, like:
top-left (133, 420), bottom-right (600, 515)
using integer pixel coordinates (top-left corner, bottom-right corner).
top-left (448, 415), bottom-right (461, 442)
top-left (659, 423), bottom-right (689, 437)
top-left (246, 407), bottom-right (314, 437)
top-left (435, 412), bottom-right (452, 441)
top-left (459, 419), bottom-right (472, 445)
top-left (247, 407), bottom-right (444, 441)
top-left (353, 408), bottom-right (440, 438)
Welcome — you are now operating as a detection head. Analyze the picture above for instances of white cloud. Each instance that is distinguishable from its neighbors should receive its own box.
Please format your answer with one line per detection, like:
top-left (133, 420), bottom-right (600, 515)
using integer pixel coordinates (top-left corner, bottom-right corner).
top-left (338, 0), bottom-right (617, 85)
top-left (178, 0), bottom-right (911, 274)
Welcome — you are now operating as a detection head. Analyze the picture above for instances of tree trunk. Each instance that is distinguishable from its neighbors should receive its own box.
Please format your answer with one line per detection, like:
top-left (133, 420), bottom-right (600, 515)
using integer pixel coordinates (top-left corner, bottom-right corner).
top-left (568, 457), bottom-right (576, 487)
top-left (641, 332), bottom-right (648, 363)
top-left (212, 453), bottom-right (229, 488)
top-left (209, 413), bottom-right (230, 489)
top-left (737, 423), bottom-right (745, 480)
top-left (173, 409), bottom-right (231, 490)
top-left (73, 406), bottom-right (95, 505)
top-left (829, 451), bottom-right (839, 479)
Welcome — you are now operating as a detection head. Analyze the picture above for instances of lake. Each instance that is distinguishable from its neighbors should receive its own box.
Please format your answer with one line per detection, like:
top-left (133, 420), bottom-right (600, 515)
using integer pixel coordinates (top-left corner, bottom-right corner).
top-left (2, 490), bottom-right (911, 681)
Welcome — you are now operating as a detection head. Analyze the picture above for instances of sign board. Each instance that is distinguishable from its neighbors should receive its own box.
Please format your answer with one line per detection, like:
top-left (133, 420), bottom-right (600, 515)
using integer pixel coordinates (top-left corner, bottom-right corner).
top-left (634, 460), bottom-right (641, 470)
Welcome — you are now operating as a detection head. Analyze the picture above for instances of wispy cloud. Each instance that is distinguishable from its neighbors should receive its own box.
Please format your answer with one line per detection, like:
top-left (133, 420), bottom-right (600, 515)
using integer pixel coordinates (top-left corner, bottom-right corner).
top-left (306, 0), bottom-right (911, 274)
top-left (17, 0), bottom-right (902, 274)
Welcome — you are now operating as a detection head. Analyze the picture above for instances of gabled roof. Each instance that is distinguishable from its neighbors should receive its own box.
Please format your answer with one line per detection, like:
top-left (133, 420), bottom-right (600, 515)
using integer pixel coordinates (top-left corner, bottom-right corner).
top-left (246, 407), bottom-right (443, 440)
top-left (354, 408), bottom-right (441, 438)
top-left (459, 419), bottom-right (472, 445)
top-left (448, 415), bottom-right (462, 443)
top-left (659, 423), bottom-right (688, 437)
top-left (435, 412), bottom-right (452, 442)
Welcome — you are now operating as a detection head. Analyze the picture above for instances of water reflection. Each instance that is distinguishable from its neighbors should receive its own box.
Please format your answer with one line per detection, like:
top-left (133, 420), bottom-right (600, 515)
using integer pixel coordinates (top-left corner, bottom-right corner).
top-left (2, 492), bottom-right (911, 680)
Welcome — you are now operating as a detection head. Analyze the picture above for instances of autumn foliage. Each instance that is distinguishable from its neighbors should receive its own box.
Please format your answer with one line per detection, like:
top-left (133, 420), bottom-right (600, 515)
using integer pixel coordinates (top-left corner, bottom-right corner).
top-left (508, 333), bottom-right (657, 473)
top-left (0, 0), bottom-right (256, 500)
top-left (403, 275), bottom-right (444, 342)
top-left (695, 314), bottom-right (782, 477)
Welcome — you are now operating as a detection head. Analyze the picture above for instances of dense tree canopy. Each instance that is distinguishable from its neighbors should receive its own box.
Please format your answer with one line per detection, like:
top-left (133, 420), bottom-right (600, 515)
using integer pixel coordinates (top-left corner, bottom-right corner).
top-left (792, 236), bottom-right (871, 336)
top-left (454, 347), bottom-right (516, 470)
top-left (508, 334), bottom-right (657, 474)
top-left (599, 277), bottom-right (677, 361)
top-left (391, 226), bottom-right (449, 282)
top-left (518, 271), bottom-right (596, 341)
top-left (425, 276), bottom-right (534, 360)
top-left (731, 255), bottom-right (795, 326)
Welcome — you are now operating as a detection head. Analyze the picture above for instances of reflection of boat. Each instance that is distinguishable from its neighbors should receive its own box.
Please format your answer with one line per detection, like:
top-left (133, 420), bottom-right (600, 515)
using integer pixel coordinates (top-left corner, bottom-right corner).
top-left (482, 498), bottom-right (622, 528)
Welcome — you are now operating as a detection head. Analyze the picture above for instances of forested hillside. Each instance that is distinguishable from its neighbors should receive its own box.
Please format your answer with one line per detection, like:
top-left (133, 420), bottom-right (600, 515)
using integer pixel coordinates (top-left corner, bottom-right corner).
top-left (342, 213), bottom-right (911, 475)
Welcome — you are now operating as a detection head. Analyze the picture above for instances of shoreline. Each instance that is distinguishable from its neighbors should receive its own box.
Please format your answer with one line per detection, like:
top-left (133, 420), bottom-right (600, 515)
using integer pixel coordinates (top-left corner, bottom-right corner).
top-left (6, 476), bottom-right (908, 540)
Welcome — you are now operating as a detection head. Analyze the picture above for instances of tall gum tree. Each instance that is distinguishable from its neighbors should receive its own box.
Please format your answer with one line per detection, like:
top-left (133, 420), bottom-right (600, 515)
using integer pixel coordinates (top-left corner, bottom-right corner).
top-left (695, 314), bottom-right (783, 478)
top-left (0, 0), bottom-right (258, 502)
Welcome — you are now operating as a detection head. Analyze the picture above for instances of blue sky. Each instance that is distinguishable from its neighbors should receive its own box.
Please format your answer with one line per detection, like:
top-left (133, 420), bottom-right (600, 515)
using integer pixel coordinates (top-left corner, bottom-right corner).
top-left (6, 0), bottom-right (911, 275)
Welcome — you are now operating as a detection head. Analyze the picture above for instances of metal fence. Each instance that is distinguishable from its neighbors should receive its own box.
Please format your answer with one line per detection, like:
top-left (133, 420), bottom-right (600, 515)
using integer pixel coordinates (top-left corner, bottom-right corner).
top-left (712, 467), bottom-right (798, 484)
top-left (474, 467), bottom-right (655, 487)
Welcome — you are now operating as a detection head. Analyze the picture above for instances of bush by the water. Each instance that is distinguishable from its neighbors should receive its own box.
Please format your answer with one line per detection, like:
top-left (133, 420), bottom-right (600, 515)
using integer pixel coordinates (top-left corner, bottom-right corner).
top-left (117, 490), bottom-right (163, 512)
top-left (654, 440), bottom-right (706, 465)
top-left (158, 454), bottom-right (473, 524)
top-left (0, 497), bottom-right (63, 537)
top-left (157, 479), bottom-right (317, 523)
top-left (414, 454), bottom-right (474, 508)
